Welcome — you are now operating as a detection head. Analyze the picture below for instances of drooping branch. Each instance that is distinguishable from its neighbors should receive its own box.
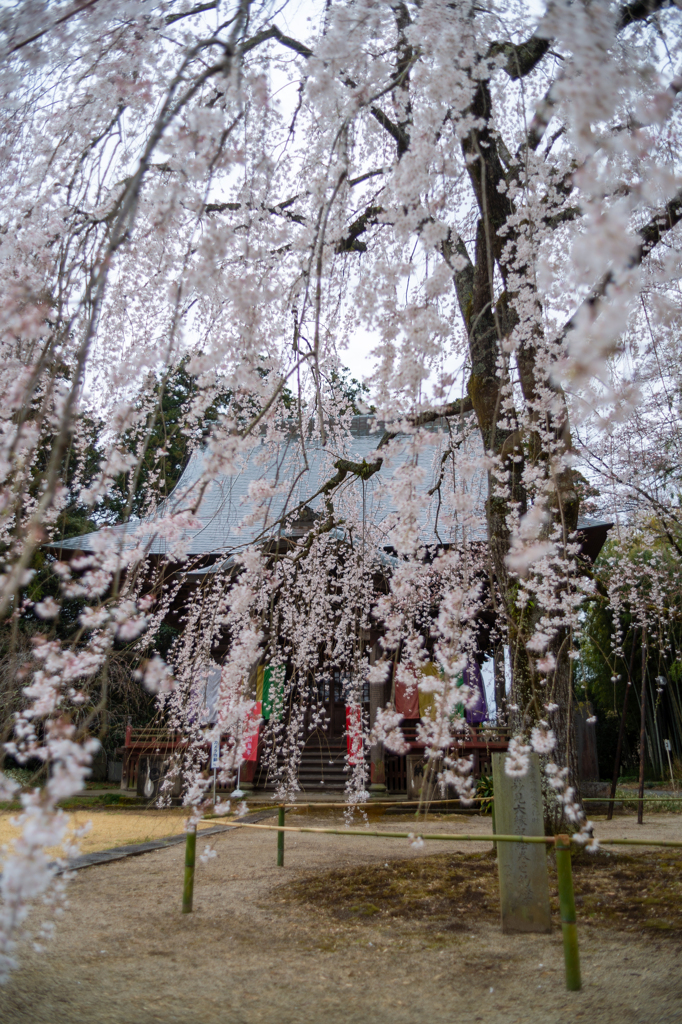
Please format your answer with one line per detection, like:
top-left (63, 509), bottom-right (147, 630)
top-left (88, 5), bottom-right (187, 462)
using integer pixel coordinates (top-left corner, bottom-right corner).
top-left (563, 187), bottom-right (682, 338)
top-left (377, 398), bottom-right (474, 450)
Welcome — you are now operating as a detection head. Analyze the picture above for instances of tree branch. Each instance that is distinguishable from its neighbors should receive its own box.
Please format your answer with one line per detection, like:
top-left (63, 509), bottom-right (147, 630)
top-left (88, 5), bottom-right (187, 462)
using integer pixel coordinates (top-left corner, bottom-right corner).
top-left (441, 229), bottom-right (475, 328)
top-left (5, 0), bottom-right (103, 56)
top-left (563, 187), bottom-right (682, 336)
top-left (489, 35), bottom-right (551, 80)
top-left (244, 24), bottom-right (410, 154)
top-left (166, 2), bottom-right (219, 26)
top-left (617, 0), bottom-right (677, 30)
top-left (241, 23), bottom-right (313, 58)
top-left (336, 204), bottom-right (383, 253)
top-left (368, 106), bottom-right (410, 152)
top-left (377, 398), bottom-right (474, 449)
top-left (637, 188), bottom-right (682, 262)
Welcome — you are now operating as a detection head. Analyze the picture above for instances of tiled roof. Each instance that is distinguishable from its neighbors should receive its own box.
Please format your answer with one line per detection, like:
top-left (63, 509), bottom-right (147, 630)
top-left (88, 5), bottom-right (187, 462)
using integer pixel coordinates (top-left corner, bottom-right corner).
top-left (47, 416), bottom-right (610, 558)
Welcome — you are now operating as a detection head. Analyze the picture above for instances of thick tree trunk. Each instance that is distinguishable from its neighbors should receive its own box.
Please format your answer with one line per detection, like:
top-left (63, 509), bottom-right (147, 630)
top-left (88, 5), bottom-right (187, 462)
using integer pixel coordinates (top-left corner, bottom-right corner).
top-left (440, 68), bottom-right (589, 827)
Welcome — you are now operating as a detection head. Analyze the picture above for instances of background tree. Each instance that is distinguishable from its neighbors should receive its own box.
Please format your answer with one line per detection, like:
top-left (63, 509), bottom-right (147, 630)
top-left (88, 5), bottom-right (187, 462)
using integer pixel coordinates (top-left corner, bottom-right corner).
top-left (579, 530), bottom-right (682, 780)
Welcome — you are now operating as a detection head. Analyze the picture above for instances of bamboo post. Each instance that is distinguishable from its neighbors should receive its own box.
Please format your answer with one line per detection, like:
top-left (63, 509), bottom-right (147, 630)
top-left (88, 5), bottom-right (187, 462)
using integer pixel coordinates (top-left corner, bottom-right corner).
top-left (555, 835), bottom-right (581, 991)
top-left (277, 804), bottom-right (285, 867)
top-left (638, 634), bottom-right (647, 825)
top-left (229, 818), bottom-right (682, 848)
top-left (182, 823), bottom-right (197, 914)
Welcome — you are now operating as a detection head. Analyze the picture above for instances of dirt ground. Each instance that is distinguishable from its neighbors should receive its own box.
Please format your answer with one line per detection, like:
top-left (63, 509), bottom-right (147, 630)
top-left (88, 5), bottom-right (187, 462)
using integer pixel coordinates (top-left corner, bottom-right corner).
top-left (1, 810), bottom-right (682, 1024)
top-left (0, 809), bottom-right (217, 859)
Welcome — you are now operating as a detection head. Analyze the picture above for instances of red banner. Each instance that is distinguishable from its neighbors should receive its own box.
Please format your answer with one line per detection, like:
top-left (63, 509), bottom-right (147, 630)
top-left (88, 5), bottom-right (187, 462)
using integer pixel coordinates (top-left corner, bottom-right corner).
top-left (242, 700), bottom-right (262, 762)
top-left (346, 705), bottom-right (363, 765)
top-left (395, 677), bottom-right (419, 719)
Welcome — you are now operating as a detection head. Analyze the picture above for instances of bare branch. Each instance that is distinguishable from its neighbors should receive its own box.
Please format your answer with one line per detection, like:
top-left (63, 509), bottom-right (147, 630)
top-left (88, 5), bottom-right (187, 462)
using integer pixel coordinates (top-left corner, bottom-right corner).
top-left (377, 398), bottom-right (474, 450)
top-left (166, 2), bottom-right (219, 26)
top-left (4, 0), bottom-right (103, 56)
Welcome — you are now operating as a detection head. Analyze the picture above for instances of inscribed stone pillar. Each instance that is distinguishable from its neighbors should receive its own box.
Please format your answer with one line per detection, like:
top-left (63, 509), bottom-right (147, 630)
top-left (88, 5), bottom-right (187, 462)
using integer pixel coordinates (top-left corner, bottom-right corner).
top-left (492, 751), bottom-right (552, 934)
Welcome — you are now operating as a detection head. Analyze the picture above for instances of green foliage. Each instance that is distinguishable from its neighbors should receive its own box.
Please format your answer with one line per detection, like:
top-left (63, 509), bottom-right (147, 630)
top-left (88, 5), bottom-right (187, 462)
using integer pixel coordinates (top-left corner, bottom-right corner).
top-left (19, 410), bottom-right (103, 622)
top-left (577, 535), bottom-right (682, 780)
top-left (104, 360), bottom-right (228, 520)
top-left (103, 359), bottom-right (298, 519)
top-left (476, 772), bottom-right (494, 814)
top-left (327, 366), bottom-right (375, 416)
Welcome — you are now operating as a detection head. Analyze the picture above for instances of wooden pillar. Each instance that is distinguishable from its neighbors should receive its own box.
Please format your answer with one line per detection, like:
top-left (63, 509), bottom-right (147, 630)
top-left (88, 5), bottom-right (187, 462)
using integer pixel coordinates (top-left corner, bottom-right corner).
top-left (493, 643), bottom-right (506, 718)
top-left (637, 633), bottom-right (647, 825)
top-left (121, 716), bottom-right (132, 790)
top-left (368, 643), bottom-right (386, 793)
top-left (608, 629), bottom-right (638, 820)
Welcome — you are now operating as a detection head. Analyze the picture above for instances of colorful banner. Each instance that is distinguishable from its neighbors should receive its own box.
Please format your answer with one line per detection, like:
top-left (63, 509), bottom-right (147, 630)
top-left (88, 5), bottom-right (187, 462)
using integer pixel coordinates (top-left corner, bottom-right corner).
top-left (257, 664), bottom-right (285, 721)
top-left (346, 705), bottom-right (364, 765)
top-left (463, 661), bottom-right (488, 724)
top-left (418, 662), bottom-right (439, 720)
top-left (242, 700), bottom-right (262, 762)
top-left (395, 662), bottom-right (439, 719)
top-left (395, 666), bottom-right (420, 718)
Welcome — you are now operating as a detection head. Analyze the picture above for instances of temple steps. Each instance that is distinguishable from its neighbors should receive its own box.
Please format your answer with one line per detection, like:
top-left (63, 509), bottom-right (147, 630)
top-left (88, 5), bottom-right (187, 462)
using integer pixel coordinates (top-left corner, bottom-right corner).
top-left (256, 743), bottom-right (350, 791)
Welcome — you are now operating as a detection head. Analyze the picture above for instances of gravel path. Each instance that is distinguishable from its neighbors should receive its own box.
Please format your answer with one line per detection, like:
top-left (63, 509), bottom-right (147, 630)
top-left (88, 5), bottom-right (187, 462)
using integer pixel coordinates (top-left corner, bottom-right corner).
top-left (1, 811), bottom-right (681, 1024)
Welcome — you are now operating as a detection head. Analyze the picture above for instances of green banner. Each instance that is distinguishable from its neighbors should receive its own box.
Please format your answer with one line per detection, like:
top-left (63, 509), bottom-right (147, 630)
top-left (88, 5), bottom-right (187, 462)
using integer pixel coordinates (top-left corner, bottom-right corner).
top-left (257, 664), bottom-right (285, 721)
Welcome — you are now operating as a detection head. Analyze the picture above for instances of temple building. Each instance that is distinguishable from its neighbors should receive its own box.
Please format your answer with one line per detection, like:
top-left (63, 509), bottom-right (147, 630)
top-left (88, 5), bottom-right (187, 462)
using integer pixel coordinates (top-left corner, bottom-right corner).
top-left (51, 416), bottom-right (611, 798)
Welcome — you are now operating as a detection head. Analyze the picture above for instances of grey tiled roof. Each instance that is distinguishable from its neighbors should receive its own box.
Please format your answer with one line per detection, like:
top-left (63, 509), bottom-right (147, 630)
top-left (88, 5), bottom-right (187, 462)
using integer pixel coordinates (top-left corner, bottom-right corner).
top-left (47, 416), bottom-right (609, 558)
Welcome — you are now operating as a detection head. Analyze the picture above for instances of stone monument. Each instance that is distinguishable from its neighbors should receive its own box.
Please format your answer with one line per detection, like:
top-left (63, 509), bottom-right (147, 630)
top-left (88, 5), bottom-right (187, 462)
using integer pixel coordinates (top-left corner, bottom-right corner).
top-left (492, 751), bottom-right (552, 933)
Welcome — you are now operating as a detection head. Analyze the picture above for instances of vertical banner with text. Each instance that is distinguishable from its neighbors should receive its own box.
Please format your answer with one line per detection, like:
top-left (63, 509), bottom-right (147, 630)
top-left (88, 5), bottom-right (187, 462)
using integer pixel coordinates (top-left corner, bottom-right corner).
top-left (242, 701), bottom-right (262, 762)
top-left (346, 705), bottom-right (363, 765)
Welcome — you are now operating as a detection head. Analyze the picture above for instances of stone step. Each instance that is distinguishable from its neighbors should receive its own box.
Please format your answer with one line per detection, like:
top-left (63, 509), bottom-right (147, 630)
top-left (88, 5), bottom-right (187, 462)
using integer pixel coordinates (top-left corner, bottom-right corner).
top-left (254, 742), bottom-right (365, 790)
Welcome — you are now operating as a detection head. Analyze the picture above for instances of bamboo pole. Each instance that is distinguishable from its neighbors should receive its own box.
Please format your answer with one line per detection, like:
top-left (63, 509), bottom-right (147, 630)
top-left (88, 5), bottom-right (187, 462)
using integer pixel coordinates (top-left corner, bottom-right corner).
top-left (182, 824), bottom-right (197, 914)
top-left (278, 797), bottom-right (494, 809)
top-left (584, 795), bottom-right (682, 802)
top-left (638, 634), bottom-right (648, 825)
top-left (231, 821), bottom-right (552, 843)
top-left (595, 837), bottom-right (682, 848)
top-left (491, 796), bottom-right (497, 853)
top-left (225, 820), bottom-right (682, 849)
top-left (555, 835), bottom-right (581, 991)
top-left (277, 804), bottom-right (285, 867)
